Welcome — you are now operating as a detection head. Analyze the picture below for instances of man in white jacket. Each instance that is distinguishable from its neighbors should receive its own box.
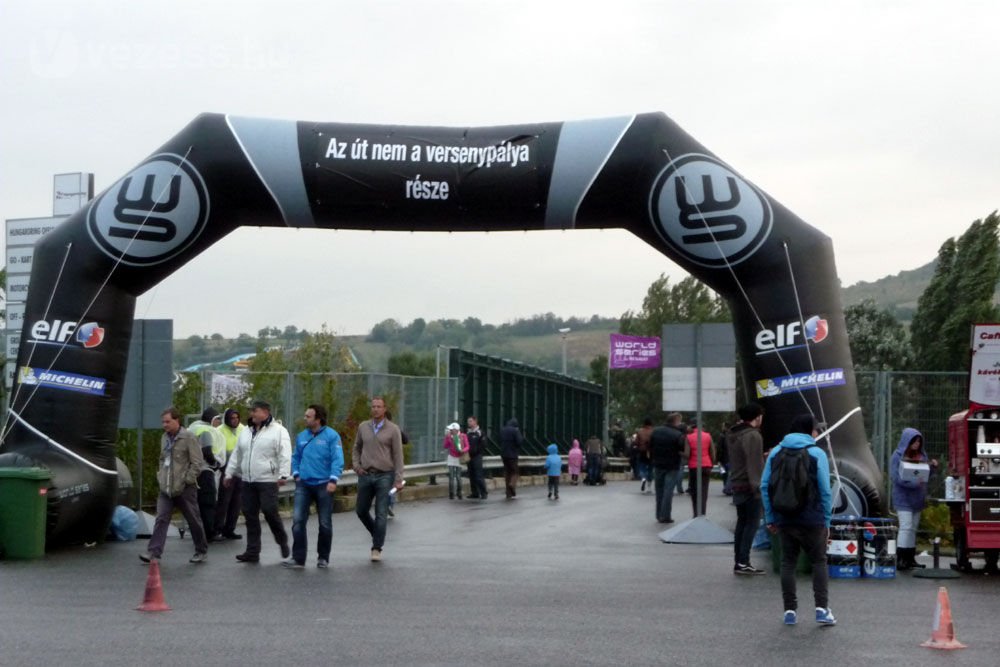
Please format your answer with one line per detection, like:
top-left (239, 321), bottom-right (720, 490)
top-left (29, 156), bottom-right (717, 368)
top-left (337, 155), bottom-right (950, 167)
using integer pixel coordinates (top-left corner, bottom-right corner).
top-left (224, 400), bottom-right (292, 563)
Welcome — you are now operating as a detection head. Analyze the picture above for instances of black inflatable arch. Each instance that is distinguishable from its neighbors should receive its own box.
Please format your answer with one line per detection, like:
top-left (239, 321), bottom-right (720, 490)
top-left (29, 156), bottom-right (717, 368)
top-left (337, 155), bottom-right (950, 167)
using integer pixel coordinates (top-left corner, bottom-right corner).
top-left (0, 113), bottom-right (882, 546)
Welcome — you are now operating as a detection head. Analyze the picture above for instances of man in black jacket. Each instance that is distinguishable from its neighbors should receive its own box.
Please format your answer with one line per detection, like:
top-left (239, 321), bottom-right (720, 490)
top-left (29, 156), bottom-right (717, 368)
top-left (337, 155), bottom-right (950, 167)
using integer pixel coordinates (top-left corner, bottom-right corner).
top-left (498, 418), bottom-right (524, 499)
top-left (465, 416), bottom-right (489, 500)
top-left (728, 402), bottom-right (766, 575)
top-left (650, 413), bottom-right (687, 523)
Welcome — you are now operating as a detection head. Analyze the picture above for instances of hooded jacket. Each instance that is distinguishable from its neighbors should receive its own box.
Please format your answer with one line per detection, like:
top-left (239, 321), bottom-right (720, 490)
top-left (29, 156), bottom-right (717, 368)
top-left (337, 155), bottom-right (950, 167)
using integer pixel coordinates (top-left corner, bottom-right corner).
top-left (727, 422), bottom-right (764, 497)
top-left (499, 419), bottom-right (524, 459)
top-left (443, 431), bottom-right (470, 466)
top-left (567, 439), bottom-right (584, 473)
top-left (544, 444), bottom-right (562, 476)
top-left (890, 427), bottom-right (930, 511)
top-left (761, 432), bottom-right (832, 527)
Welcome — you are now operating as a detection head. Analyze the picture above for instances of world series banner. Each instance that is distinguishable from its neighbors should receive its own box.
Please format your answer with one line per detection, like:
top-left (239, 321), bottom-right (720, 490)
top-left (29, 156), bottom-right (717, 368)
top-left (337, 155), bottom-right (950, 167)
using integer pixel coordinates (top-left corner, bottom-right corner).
top-left (609, 334), bottom-right (661, 370)
top-left (0, 111), bottom-right (884, 547)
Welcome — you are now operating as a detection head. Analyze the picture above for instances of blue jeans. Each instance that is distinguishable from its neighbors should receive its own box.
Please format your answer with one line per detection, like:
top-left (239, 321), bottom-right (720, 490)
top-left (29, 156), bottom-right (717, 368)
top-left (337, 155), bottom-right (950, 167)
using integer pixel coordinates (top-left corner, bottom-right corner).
top-left (733, 492), bottom-right (761, 565)
top-left (638, 460), bottom-right (652, 483)
top-left (587, 453), bottom-right (602, 483)
top-left (448, 465), bottom-right (463, 498)
top-left (653, 467), bottom-right (681, 521)
top-left (292, 482), bottom-right (333, 563)
top-left (355, 471), bottom-right (394, 550)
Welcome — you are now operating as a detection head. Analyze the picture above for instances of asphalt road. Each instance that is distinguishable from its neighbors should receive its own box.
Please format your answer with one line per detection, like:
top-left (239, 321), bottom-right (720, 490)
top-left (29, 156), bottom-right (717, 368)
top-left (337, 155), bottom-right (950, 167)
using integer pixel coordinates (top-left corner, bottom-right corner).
top-left (1, 480), bottom-right (998, 666)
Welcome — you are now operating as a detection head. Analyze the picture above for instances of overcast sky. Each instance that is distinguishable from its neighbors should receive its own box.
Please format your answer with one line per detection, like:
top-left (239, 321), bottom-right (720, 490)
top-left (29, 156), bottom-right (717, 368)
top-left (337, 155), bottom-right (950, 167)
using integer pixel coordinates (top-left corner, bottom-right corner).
top-left (2, 1), bottom-right (997, 338)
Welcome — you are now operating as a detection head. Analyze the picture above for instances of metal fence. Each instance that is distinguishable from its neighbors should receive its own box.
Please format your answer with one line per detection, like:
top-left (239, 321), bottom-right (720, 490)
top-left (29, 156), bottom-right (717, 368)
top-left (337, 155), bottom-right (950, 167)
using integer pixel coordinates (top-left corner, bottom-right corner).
top-left (196, 371), bottom-right (459, 464)
top-left (857, 371), bottom-right (967, 504)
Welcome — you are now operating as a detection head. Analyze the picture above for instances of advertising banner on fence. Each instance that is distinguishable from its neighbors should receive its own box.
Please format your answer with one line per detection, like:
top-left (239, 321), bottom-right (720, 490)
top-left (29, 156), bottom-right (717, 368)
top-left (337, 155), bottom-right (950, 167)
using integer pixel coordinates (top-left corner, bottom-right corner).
top-left (609, 334), bottom-right (661, 369)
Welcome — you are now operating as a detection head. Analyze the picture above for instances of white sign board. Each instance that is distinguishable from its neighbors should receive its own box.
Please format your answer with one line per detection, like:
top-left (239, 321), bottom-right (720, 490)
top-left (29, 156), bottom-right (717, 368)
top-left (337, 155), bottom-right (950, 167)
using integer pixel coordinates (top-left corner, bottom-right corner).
top-left (5, 245), bottom-right (35, 276)
top-left (53, 173), bottom-right (93, 216)
top-left (6, 332), bottom-right (19, 359)
top-left (970, 323), bottom-right (1000, 405)
top-left (663, 367), bottom-right (736, 412)
top-left (5, 273), bottom-right (31, 302)
top-left (5, 216), bottom-right (63, 249)
top-left (4, 303), bottom-right (26, 331)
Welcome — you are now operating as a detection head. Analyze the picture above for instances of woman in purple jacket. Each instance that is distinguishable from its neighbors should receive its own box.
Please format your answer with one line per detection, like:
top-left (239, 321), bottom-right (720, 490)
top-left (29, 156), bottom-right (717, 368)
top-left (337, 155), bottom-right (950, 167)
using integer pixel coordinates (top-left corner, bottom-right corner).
top-left (890, 427), bottom-right (938, 570)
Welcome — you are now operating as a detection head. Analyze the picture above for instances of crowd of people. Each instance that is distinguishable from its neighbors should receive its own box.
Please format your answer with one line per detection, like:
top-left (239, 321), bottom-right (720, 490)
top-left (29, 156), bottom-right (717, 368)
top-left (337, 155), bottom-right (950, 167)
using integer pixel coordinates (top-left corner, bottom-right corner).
top-left (141, 395), bottom-right (942, 628)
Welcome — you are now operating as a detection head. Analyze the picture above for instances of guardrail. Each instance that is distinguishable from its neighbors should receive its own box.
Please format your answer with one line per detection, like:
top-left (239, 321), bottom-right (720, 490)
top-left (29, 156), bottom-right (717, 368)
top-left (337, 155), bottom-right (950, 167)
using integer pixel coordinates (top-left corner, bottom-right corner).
top-left (279, 455), bottom-right (631, 496)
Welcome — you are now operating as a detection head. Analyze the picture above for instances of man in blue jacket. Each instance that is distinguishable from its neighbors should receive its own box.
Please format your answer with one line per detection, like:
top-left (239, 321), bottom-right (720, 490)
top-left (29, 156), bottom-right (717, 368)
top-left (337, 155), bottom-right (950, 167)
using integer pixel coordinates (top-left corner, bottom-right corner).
top-left (761, 414), bottom-right (835, 627)
top-left (284, 404), bottom-right (344, 569)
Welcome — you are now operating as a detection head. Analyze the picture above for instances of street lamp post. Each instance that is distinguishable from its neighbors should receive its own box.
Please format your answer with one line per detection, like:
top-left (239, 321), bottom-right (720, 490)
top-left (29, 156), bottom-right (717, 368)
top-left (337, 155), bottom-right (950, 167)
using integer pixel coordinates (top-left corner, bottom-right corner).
top-left (558, 327), bottom-right (571, 375)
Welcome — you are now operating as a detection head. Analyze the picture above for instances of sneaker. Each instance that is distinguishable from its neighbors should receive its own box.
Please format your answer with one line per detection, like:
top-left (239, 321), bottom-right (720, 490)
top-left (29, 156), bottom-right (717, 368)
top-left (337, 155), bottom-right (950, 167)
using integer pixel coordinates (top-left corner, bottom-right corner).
top-left (815, 608), bottom-right (837, 625)
top-left (281, 558), bottom-right (304, 569)
top-left (784, 610), bottom-right (797, 625)
top-left (640, 480), bottom-right (647, 493)
top-left (317, 559), bottom-right (329, 569)
top-left (387, 506), bottom-right (395, 518)
top-left (734, 563), bottom-right (766, 576)
top-left (280, 543), bottom-right (291, 559)
top-left (189, 552), bottom-right (207, 564)
top-left (370, 548), bottom-right (382, 562)
top-left (138, 552), bottom-right (158, 563)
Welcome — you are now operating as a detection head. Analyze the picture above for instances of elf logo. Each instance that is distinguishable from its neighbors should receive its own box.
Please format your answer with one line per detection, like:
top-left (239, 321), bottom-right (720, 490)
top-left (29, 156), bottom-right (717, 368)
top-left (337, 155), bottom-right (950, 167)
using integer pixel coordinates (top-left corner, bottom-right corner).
top-left (754, 315), bottom-right (828, 355)
top-left (29, 320), bottom-right (105, 349)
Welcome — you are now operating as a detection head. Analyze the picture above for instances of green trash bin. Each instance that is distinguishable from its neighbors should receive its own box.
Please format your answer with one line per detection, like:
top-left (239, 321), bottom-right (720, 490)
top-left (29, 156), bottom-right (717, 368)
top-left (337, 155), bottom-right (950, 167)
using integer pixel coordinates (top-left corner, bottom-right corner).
top-left (0, 467), bottom-right (51, 559)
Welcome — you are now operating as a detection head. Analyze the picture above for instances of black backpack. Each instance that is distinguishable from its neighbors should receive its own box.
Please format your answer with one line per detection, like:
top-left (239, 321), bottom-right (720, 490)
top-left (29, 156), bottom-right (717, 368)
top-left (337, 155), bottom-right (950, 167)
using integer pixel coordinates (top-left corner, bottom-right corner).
top-left (768, 445), bottom-right (816, 514)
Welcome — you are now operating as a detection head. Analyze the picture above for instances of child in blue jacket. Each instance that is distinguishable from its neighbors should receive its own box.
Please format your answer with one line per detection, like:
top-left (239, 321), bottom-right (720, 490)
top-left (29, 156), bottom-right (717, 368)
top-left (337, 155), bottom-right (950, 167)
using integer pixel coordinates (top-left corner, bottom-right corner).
top-left (544, 444), bottom-right (562, 500)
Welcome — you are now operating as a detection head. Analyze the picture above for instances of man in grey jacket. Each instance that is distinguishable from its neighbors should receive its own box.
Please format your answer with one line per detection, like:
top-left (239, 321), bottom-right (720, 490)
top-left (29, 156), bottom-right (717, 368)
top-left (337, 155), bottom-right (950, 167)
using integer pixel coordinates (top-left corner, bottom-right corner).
top-left (141, 406), bottom-right (208, 564)
top-left (224, 399), bottom-right (292, 563)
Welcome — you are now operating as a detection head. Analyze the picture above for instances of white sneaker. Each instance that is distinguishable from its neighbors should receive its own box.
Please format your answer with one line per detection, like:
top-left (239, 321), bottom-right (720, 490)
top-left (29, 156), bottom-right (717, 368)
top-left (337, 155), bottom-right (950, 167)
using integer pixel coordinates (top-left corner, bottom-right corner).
top-left (370, 548), bottom-right (382, 562)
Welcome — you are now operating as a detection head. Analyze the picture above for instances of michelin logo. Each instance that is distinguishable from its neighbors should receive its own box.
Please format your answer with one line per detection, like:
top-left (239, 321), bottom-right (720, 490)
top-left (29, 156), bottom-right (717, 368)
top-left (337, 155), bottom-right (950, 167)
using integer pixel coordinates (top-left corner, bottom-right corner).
top-left (18, 366), bottom-right (107, 396)
top-left (755, 368), bottom-right (845, 398)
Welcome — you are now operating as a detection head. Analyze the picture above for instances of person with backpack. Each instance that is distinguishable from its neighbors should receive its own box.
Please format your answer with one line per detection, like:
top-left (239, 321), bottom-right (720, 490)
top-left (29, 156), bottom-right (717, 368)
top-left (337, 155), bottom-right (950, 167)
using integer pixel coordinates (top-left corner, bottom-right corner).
top-left (761, 414), bottom-right (835, 627)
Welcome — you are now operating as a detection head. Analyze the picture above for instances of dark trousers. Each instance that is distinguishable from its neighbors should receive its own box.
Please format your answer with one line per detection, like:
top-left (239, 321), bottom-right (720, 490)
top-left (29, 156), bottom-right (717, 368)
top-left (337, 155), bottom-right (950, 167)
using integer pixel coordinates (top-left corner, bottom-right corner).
top-left (733, 492), bottom-right (761, 565)
top-left (778, 525), bottom-right (829, 611)
top-left (214, 475), bottom-right (242, 536)
top-left (467, 456), bottom-right (488, 498)
top-left (196, 469), bottom-right (217, 538)
top-left (147, 486), bottom-right (207, 557)
top-left (653, 466), bottom-right (681, 521)
top-left (688, 467), bottom-right (711, 516)
top-left (501, 456), bottom-right (519, 497)
top-left (547, 475), bottom-right (560, 497)
top-left (355, 471), bottom-right (394, 550)
top-left (586, 453), bottom-right (602, 483)
top-left (241, 481), bottom-right (288, 557)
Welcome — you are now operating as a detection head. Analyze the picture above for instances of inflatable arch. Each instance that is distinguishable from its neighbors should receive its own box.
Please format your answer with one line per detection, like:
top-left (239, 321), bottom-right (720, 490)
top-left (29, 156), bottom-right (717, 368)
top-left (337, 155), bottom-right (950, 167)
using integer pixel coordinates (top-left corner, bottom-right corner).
top-left (0, 112), bottom-right (883, 546)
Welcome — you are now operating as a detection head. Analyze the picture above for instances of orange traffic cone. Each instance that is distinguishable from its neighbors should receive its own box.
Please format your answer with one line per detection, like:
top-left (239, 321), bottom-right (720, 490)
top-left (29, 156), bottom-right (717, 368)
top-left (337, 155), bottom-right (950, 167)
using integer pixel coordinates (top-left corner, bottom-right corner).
top-left (921, 586), bottom-right (965, 650)
top-left (136, 560), bottom-right (171, 612)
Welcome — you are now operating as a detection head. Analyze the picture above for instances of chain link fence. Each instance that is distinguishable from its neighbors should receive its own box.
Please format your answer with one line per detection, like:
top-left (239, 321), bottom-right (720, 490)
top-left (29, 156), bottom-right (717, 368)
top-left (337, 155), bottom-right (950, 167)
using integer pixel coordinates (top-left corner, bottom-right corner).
top-left (198, 371), bottom-right (459, 465)
top-left (857, 370), bottom-right (967, 504)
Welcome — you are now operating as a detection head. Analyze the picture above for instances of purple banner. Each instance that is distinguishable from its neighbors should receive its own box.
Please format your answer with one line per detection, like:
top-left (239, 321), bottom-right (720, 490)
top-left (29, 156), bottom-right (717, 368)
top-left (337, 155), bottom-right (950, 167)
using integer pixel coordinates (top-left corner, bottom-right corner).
top-left (609, 334), bottom-right (661, 369)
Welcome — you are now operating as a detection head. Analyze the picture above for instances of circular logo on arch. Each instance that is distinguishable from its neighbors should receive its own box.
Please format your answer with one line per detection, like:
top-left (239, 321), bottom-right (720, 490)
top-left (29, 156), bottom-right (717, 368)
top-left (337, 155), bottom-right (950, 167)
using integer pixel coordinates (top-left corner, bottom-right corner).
top-left (648, 153), bottom-right (772, 268)
top-left (87, 153), bottom-right (209, 266)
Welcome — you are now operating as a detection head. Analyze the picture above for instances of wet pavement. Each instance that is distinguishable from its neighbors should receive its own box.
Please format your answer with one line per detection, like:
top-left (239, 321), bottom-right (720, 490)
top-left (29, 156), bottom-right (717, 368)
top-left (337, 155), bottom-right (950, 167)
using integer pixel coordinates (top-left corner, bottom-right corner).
top-left (1, 479), bottom-right (998, 665)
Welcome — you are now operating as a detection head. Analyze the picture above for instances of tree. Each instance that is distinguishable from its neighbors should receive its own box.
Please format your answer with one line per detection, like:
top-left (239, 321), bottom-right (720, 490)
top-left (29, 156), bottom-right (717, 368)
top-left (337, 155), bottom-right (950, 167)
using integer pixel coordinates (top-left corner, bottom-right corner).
top-left (844, 299), bottom-right (912, 371)
top-left (387, 351), bottom-right (437, 376)
top-left (911, 212), bottom-right (1000, 370)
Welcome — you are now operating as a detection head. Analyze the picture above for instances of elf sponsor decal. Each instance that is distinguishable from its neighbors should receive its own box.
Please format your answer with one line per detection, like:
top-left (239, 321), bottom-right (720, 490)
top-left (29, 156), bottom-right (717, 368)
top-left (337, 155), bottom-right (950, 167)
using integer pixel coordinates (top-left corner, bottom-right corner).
top-left (29, 319), bottom-right (105, 349)
top-left (755, 367), bottom-right (845, 398)
top-left (754, 315), bottom-right (828, 356)
top-left (18, 366), bottom-right (107, 395)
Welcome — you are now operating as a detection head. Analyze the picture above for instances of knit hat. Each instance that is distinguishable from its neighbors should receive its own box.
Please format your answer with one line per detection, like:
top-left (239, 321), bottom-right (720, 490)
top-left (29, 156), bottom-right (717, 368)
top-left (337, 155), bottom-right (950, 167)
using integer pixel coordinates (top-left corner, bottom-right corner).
top-left (201, 407), bottom-right (220, 422)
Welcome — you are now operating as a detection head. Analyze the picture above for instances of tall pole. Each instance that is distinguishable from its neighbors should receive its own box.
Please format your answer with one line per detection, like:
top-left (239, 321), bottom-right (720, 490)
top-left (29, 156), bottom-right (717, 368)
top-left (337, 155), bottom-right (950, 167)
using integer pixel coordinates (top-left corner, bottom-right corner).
top-left (558, 327), bottom-right (570, 375)
top-left (695, 323), bottom-right (703, 518)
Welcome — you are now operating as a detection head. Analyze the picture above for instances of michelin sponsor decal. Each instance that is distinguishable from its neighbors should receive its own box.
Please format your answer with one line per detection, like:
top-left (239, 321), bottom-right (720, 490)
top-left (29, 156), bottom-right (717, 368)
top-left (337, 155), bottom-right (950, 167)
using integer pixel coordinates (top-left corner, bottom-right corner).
top-left (18, 366), bottom-right (107, 396)
top-left (755, 367), bottom-right (845, 398)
